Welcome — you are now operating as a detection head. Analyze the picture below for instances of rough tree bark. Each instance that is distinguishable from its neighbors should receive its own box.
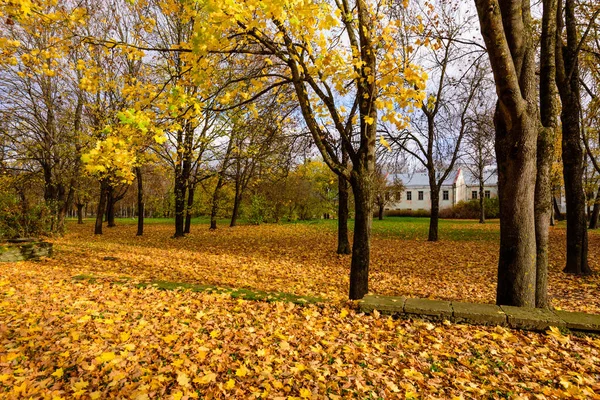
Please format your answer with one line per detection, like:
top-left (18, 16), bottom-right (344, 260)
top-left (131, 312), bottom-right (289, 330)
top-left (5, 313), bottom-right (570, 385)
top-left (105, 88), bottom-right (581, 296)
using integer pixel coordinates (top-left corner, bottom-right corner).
top-left (556, 0), bottom-right (592, 274)
top-left (349, 165), bottom-right (374, 300)
top-left (475, 0), bottom-right (539, 307)
top-left (534, 0), bottom-right (559, 309)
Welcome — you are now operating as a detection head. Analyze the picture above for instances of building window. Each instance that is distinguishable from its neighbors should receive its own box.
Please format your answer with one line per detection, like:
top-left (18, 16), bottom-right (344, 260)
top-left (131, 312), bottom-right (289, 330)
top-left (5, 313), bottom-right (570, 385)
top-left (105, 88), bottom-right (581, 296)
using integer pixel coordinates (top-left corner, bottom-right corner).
top-left (407, 191), bottom-right (412, 201)
top-left (485, 190), bottom-right (491, 199)
top-left (396, 191), bottom-right (402, 201)
top-left (418, 191), bottom-right (424, 201)
top-left (385, 192), bottom-right (390, 201)
top-left (443, 190), bottom-right (449, 200)
top-left (472, 191), bottom-right (478, 199)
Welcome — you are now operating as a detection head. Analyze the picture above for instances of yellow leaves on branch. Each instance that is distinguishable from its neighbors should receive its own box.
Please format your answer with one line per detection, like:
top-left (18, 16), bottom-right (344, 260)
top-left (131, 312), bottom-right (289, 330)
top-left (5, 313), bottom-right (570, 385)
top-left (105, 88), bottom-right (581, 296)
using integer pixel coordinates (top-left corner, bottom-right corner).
top-left (81, 109), bottom-right (164, 184)
top-left (188, 0), bottom-right (427, 132)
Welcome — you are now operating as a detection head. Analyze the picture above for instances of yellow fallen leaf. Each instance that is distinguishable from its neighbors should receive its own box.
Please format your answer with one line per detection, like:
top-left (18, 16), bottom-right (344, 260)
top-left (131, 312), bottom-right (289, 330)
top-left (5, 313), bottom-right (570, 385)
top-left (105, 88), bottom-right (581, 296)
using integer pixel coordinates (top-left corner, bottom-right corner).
top-left (236, 364), bottom-right (249, 377)
top-left (193, 373), bottom-right (216, 385)
top-left (177, 372), bottom-right (190, 387)
top-left (52, 368), bottom-right (64, 378)
top-left (224, 379), bottom-right (235, 390)
top-left (98, 352), bottom-right (115, 363)
top-left (162, 334), bottom-right (178, 344)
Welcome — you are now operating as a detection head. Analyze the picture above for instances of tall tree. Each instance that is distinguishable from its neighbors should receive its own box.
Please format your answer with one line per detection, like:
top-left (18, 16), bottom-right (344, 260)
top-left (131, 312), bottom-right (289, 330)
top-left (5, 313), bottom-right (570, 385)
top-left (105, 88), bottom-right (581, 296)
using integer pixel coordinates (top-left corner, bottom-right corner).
top-left (388, 0), bottom-right (486, 241)
top-left (185, 0), bottom-right (426, 299)
top-left (474, 0), bottom-right (539, 307)
top-left (535, 0), bottom-right (559, 308)
top-left (555, 0), bottom-right (594, 275)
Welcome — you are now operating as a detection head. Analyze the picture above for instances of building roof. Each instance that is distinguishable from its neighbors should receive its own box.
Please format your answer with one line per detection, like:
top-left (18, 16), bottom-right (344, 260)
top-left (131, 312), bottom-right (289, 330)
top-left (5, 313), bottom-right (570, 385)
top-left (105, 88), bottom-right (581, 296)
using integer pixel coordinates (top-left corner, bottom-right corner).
top-left (463, 166), bottom-right (498, 186)
top-left (389, 169), bottom-right (461, 187)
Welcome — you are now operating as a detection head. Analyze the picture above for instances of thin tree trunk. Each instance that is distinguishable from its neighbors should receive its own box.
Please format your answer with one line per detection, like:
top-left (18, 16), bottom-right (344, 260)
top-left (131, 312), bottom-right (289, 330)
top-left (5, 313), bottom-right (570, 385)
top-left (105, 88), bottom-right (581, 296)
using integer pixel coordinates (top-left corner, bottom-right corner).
top-left (106, 186), bottom-right (116, 228)
top-left (94, 181), bottom-right (108, 235)
top-left (230, 192), bottom-right (242, 227)
top-left (173, 174), bottom-right (186, 237)
top-left (337, 175), bottom-right (351, 254)
top-left (349, 169), bottom-right (373, 300)
top-left (428, 182), bottom-right (439, 242)
top-left (136, 166), bottom-right (144, 236)
top-left (556, 0), bottom-right (591, 275)
top-left (590, 187), bottom-right (600, 229)
top-left (535, 0), bottom-right (558, 309)
top-left (378, 203), bottom-right (384, 220)
top-left (77, 204), bottom-right (84, 224)
top-left (479, 175), bottom-right (485, 224)
top-left (553, 195), bottom-right (564, 220)
top-left (211, 140), bottom-right (234, 230)
top-left (337, 152), bottom-right (351, 255)
top-left (184, 183), bottom-right (195, 234)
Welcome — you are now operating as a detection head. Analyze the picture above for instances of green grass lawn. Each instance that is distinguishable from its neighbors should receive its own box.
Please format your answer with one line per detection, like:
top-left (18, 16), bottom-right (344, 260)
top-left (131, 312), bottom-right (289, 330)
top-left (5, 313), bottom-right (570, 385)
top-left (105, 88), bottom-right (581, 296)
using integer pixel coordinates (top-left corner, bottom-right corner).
top-left (71, 215), bottom-right (510, 241)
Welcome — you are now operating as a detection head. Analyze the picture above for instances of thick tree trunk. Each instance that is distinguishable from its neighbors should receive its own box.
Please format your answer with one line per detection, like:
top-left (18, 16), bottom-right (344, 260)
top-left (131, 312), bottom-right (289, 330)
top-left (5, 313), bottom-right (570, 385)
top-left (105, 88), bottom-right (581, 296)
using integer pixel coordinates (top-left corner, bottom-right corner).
top-left (337, 175), bottom-right (351, 254)
top-left (94, 181), bottom-right (108, 235)
top-left (475, 0), bottom-right (539, 308)
top-left (184, 183), bottom-right (195, 234)
top-left (494, 108), bottom-right (538, 307)
top-left (77, 204), bottom-right (84, 224)
top-left (378, 203), bottom-right (384, 220)
top-left (349, 169), bottom-right (373, 300)
top-left (428, 182), bottom-right (439, 242)
top-left (136, 166), bottom-right (144, 236)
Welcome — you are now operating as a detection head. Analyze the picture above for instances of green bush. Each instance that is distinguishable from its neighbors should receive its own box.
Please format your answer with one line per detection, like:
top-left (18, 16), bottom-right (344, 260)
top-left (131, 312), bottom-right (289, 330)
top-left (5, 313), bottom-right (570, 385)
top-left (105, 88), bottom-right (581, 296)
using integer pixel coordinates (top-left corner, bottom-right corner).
top-left (439, 197), bottom-right (500, 219)
top-left (0, 193), bottom-right (52, 239)
top-left (382, 209), bottom-right (431, 218)
top-left (248, 195), bottom-right (268, 225)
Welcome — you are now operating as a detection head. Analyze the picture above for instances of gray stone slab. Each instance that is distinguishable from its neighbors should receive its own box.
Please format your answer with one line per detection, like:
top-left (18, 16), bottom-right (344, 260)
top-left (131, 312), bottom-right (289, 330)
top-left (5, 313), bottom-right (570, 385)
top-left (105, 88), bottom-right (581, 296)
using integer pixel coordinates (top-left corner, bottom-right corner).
top-left (359, 294), bottom-right (406, 315)
top-left (500, 305), bottom-right (565, 331)
top-left (554, 310), bottom-right (600, 332)
top-left (404, 298), bottom-right (452, 319)
top-left (452, 302), bottom-right (507, 326)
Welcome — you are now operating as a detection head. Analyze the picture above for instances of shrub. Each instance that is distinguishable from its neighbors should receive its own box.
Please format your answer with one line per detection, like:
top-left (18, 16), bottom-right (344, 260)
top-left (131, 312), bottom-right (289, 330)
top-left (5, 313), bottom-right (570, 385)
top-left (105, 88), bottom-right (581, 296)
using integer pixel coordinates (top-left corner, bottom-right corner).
top-left (380, 209), bottom-right (431, 218)
top-left (0, 193), bottom-right (52, 239)
top-left (248, 195), bottom-right (268, 225)
top-left (439, 197), bottom-right (500, 219)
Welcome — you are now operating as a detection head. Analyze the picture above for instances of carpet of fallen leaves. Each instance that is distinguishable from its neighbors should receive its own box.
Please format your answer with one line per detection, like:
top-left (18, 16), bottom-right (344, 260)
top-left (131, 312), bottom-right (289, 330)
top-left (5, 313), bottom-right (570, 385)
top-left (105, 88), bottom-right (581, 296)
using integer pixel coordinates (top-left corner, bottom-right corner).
top-left (1, 220), bottom-right (600, 399)
top-left (47, 220), bottom-right (600, 312)
top-left (2, 264), bottom-right (600, 399)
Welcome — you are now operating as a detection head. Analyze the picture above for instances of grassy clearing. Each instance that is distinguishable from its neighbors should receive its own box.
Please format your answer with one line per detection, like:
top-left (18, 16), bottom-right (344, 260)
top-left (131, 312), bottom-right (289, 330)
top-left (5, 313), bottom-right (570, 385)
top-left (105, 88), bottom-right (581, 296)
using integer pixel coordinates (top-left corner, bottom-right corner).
top-left (72, 274), bottom-right (325, 304)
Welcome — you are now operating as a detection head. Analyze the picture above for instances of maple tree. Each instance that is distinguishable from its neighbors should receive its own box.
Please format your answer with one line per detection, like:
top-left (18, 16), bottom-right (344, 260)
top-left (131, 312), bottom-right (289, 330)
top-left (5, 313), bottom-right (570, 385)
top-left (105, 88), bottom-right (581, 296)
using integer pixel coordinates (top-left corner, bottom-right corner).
top-left (183, 0), bottom-right (426, 299)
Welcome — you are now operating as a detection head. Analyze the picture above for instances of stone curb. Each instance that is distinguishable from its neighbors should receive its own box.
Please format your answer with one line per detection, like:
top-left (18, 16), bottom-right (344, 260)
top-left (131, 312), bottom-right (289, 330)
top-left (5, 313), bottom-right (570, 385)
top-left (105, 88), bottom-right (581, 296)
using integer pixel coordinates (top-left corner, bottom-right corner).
top-left (359, 294), bottom-right (600, 333)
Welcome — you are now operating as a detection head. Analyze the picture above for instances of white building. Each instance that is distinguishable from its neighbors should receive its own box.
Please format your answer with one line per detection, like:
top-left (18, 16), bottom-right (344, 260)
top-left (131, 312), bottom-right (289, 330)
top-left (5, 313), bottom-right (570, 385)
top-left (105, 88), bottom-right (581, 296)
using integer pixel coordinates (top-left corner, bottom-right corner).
top-left (385, 167), bottom-right (498, 211)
